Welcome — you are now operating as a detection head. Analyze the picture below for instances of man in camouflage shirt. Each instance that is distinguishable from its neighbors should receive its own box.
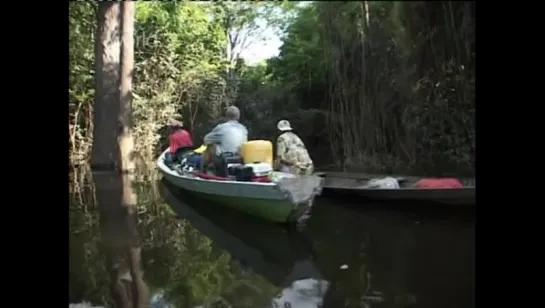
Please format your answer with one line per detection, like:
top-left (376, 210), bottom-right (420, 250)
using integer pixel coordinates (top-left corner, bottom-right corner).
top-left (275, 120), bottom-right (314, 176)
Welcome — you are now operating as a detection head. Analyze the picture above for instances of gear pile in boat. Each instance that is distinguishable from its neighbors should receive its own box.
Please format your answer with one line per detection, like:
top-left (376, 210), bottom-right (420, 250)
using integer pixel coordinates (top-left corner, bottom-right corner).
top-left (164, 140), bottom-right (296, 183)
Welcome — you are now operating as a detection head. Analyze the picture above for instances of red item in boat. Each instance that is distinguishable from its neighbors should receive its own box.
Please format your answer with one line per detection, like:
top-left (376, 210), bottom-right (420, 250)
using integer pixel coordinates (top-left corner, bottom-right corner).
top-left (251, 176), bottom-right (271, 183)
top-left (192, 171), bottom-right (229, 181)
top-left (414, 178), bottom-right (463, 189)
top-left (191, 171), bottom-right (271, 183)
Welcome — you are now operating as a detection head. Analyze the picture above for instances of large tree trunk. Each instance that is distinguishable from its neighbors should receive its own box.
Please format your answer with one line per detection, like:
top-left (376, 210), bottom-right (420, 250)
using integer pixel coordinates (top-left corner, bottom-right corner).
top-left (118, 1), bottom-right (136, 173)
top-left (91, 2), bottom-right (121, 170)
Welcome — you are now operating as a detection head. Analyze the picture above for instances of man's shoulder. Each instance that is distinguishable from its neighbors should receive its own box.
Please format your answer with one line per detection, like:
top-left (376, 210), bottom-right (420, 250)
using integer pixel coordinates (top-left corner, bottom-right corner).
top-left (282, 132), bottom-right (298, 140)
top-left (277, 133), bottom-right (288, 142)
top-left (214, 122), bottom-right (227, 129)
top-left (241, 123), bottom-right (249, 133)
top-left (227, 121), bottom-right (247, 131)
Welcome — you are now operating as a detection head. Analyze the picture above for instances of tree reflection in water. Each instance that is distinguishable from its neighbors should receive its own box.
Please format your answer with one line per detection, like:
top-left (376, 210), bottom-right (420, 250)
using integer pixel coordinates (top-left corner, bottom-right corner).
top-left (92, 172), bottom-right (150, 308)
top-left (69, 170), bottom-right (279, 307)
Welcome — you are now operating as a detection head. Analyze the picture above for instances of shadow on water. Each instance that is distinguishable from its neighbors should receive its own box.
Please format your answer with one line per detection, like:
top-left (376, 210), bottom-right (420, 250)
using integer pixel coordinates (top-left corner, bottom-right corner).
top-left (159, 180), bottom-right (328, 307)
top-left (69, 170), bottom-right (474, 308)
top-left (158, 181), bottom-right (319, 283)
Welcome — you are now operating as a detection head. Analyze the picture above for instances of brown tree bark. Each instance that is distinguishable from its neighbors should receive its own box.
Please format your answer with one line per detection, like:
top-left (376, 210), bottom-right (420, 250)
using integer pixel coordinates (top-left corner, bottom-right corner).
top-left (91, 3), bottom-right (145, 305)
top-left (91, 2), bottom-right (121, 170)
top-left (118, 1), bottom-right (136, 173)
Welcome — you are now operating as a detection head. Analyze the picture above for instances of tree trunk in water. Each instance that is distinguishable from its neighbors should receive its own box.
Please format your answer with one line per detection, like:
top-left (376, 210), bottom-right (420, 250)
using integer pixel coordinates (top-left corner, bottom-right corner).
top-left (118, 1), bottom-right (136, 173)
top-left (93, 171), bottom-right (149, 308)
top-left (91, 2), bottom-right (121, 170)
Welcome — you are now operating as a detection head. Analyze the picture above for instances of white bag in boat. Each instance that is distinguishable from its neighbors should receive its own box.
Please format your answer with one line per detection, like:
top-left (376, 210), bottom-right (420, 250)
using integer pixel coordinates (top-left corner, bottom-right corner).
top-left (244, 162), bottom-right (272, 176)
top-left (364, 177), bottom-right (400, 189)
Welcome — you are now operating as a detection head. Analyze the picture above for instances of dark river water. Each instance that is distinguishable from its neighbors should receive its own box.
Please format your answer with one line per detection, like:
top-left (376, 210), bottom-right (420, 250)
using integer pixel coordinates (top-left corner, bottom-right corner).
top-left (69, 170), bottom-right (475, 308)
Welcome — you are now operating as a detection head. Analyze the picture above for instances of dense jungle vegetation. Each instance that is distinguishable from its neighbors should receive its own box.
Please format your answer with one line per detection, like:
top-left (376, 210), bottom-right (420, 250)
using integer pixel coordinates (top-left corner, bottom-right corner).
top-left (69, 1), bottom-right (475, 175)
top-left (69, 2), bottom-right (475, 306)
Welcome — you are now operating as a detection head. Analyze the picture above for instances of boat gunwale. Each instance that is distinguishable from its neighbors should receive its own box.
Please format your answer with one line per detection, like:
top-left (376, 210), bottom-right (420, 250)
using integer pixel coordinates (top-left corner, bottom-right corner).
top-left (315, 171), bottom-right (476, 190)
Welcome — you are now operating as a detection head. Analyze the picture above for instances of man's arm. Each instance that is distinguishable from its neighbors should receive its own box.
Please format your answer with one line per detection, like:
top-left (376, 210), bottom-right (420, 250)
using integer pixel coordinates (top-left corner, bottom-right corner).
top-left (203, 123), bottom-right (224, 145)
top-left (276, 136), bottom-right (287, 163)
top-left (242, 125), bottom-right (249, 140)
top-left (168, 134), bottom-right (175, 151)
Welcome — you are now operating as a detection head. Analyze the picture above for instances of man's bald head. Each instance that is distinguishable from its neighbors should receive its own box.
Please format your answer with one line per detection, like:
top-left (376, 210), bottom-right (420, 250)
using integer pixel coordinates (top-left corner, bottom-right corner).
top-left (226, 105), bottom-right (240, 121)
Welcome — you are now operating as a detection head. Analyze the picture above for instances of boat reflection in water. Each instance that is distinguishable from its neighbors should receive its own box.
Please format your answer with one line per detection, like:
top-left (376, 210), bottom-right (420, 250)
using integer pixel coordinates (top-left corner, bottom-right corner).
top-left (158, 180), bottom-right (330, 308)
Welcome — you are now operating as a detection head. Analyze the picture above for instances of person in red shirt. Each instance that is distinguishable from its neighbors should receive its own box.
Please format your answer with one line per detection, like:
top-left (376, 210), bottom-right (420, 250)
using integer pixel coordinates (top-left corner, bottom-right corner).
top-left (167, 119), bottom-right (193, 163)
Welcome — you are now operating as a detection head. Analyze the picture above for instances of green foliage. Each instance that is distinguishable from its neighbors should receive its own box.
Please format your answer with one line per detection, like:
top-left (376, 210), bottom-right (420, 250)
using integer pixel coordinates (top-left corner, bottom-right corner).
top-left (268, 1), bottom-right (475, 175)
top-left (271, 4), bottom-right (326, 95)
top-left (69, 0), bottom-right (474, 175)
top-left (69, 1), bottom-right (97, 163)
top-left (130, 1), bottom-right (230, 165)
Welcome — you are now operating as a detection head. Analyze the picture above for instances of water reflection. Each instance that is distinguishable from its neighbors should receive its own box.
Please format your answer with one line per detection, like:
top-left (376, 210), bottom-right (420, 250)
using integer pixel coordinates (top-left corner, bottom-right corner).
top-left (159, 181), bottom-right (329, 307)
top-left (69, 170), bottom-right (474, 308)
top-left (92, 172), bottom-right (149, 308)
top-left (308, 198), bottom-right (474, 308)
